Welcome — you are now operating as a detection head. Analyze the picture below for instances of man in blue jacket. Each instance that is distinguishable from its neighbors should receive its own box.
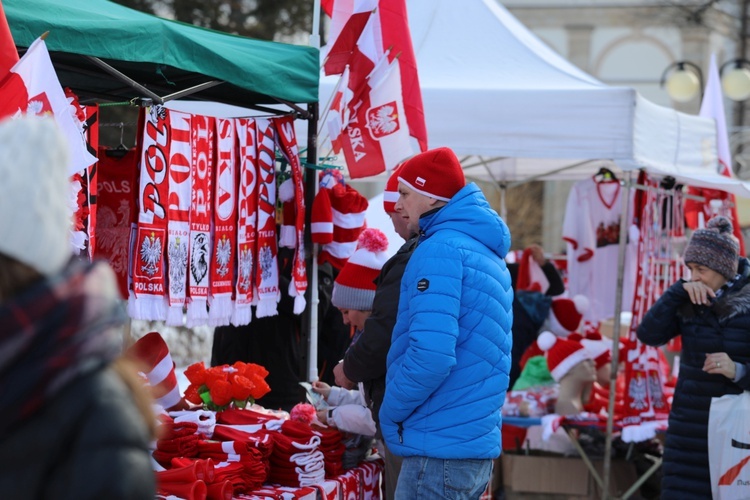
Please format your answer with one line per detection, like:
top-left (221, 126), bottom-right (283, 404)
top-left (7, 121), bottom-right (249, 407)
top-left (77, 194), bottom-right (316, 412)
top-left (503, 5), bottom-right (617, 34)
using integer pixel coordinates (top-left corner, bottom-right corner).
top-left (380, 147), bottom-right (513, 499)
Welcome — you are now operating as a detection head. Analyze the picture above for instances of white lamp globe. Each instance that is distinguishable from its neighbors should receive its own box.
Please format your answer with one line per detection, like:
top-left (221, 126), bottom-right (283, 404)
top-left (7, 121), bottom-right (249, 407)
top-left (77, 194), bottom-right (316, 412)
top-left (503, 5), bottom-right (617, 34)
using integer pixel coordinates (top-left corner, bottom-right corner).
top-left (666, 69), bottom-right (701, 102)
top-left (722, 66), bottom-right (750, 101)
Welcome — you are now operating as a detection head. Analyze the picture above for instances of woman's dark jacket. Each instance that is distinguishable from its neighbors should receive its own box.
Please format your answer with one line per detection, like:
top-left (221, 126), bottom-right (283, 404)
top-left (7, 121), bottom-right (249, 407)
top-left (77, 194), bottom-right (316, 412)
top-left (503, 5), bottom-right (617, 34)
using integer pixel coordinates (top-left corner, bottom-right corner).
top-left (637, 257), bottom-right (750, 499)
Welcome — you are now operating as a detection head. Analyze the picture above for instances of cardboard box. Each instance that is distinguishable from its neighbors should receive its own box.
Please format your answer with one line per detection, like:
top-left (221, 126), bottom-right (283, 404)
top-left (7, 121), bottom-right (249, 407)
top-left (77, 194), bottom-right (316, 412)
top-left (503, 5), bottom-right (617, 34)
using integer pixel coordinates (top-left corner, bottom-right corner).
top-left (501, 453), bottom-right (639, 498)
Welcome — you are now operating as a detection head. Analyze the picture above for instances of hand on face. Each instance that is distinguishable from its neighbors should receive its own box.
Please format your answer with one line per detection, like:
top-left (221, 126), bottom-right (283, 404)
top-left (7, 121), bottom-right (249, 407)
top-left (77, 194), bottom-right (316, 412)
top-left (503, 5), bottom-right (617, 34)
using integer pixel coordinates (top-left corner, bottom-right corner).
top-left (682, 281), bottom-right (716, 305)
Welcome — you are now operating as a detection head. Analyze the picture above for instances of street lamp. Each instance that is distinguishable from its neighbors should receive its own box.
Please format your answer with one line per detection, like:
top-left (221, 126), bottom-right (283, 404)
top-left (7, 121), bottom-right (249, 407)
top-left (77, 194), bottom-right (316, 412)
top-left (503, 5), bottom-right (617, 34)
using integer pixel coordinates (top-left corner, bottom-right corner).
top-left (720, 59), bottom-right (750, 101)
top-left (660, 61), bottom-right (704, 102)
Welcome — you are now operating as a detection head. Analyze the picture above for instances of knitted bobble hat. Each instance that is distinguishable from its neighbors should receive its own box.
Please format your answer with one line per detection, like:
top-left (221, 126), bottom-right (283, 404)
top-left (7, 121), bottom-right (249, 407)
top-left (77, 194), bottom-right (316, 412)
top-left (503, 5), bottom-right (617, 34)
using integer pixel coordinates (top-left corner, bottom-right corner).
top-left (398, 146), bottom-right (465, 202)
top-left (548, 295), bottom-right (589, 337)
top-left (332, 228), bottom-right (389, 310)
top-left (0, 115), bottom-right (72, 276)
top-left (538, 330), bottom-right (592, 382)
top-left (683, 216), bottom-right (739, 280)
top-left (382, 164), bottom-right (403, 214)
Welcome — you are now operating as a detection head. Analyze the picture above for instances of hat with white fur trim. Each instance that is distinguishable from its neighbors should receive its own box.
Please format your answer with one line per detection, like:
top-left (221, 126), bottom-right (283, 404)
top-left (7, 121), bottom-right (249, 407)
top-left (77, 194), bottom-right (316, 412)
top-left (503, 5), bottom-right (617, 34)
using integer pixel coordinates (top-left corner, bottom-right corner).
top-left (538, 330), bottom-right (593, 381)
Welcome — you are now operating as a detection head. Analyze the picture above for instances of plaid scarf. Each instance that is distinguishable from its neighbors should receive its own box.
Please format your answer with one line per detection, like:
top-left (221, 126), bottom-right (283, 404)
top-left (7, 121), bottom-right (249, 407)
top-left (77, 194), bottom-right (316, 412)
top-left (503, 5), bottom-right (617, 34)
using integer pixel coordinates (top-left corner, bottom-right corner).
top-left (0, 259), bottom-right (124, 438)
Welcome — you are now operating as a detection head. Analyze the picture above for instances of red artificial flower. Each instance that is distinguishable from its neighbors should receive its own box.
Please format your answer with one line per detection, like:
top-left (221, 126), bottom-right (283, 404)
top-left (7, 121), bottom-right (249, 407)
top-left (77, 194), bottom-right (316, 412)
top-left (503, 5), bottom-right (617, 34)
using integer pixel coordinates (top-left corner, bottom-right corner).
top-left (184, 362), bottom-right (208, 386)
top-left (231, 375), bottom-right (254, 401)
top-left (248, 374), bottom-right (271, 400)
top-left (183, 383), bottom-right (204, 405)
top-left (209, 379), bottom-right (233, 407)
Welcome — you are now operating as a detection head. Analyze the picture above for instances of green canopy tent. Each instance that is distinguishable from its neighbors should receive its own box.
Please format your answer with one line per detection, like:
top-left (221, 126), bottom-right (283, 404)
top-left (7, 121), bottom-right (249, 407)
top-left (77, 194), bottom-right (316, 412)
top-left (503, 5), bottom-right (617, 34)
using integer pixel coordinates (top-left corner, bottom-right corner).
top-left (4, 0), bottom-right (319, 111)
top-left (4, 0), bottom-right (322, 378)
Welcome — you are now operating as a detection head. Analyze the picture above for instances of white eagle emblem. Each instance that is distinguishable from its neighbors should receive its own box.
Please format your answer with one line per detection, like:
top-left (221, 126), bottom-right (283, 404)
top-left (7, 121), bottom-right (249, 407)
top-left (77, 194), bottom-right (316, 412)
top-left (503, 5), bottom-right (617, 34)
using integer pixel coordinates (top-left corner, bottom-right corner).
top-left (215, 236), bottom-right (232, 277)
top-left (366, 101), bottom-right (400, 140)
top-left (628, 373), bottom-right (649, 411)
top-left (168, 237), bottom-right (188, 294)
top-left (238, 246), bottom-right (253, 292)
top-left (647, 372), bottom-right (666, 409)
top-left (140, 232), bottom-right (162, 276)
top-left (260, 245), bottom-right (273, 280)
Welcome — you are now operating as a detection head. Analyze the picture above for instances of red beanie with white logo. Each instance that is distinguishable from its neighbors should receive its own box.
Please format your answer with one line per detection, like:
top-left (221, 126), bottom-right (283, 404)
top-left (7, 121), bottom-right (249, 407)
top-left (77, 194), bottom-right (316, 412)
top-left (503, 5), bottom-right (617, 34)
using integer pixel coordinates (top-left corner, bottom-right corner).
top-left (548, 295), bottom-right (589, 337)
top-left (332, 228), bottom-right (389, 310)
top-left (383, 164), bottom-right (403, 214)
top-left (538, 330), bottom-right (592, 382)
top-left (397, 147), bottom-right (465, 202)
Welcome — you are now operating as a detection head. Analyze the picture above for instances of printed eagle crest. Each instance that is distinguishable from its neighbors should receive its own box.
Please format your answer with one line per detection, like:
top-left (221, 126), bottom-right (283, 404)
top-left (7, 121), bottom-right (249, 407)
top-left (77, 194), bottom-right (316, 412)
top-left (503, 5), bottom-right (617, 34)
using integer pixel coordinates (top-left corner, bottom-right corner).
top-left (369, 104), bottom-right (398, 135)
top-left (191, 233), bottom-right (209, 284)
top-left (215, 237), bottom-right (232, 277)
top-left (140, 234), bottom-right (161, 276)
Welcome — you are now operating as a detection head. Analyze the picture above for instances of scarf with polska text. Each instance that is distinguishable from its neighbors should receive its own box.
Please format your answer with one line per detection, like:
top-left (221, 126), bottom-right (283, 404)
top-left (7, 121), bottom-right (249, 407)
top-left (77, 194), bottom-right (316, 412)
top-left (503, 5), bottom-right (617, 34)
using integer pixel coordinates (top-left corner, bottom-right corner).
top-left (186, 115), bottom-right (214, 327)
top-left (231, 118), bottom-right (259, 326)
top-left (273, 115), bottom-right (307, 314)
top-left (208, 118), bottom-right (237, 327)
top-left (165, 109), bottom-right (192, 326)
top-left (253, 118), bottom-right (280, 318)
top-left (129, 105), bottom-right (169, 321)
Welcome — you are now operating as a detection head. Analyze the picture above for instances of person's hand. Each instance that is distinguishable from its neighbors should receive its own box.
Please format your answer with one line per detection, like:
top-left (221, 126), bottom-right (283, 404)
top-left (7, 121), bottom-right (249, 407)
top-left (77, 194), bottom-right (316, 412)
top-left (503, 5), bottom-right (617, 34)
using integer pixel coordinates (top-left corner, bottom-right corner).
top-left (333, 362), bottom-right (355, 390)
top-left (311, 380), bottom-right (331, 399)
top-left (683, 281), bottom-right (716, 305)
top-left (528, 244), bottom-right (546, 266)
top-left (316, 408), bottom-right (330, 425)
top-left (704, 352), bottom-right (736, 379)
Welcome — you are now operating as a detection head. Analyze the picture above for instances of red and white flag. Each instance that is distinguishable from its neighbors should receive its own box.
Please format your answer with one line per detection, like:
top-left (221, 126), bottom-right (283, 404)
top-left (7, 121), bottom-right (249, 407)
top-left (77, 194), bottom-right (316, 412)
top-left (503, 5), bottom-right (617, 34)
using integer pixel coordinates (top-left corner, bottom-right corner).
top-left (0, 0), bottom-right (18, 76)
top-left (342, 57), bottom-right (414, 179)
top-left (325, 66), bottom-right (353, 154)
top-left (697, 54), bottom-right (746, 255)
top-left (322, 0), bottom-right (377, 76)
top-left (0, 38), bottom-right (97, 174)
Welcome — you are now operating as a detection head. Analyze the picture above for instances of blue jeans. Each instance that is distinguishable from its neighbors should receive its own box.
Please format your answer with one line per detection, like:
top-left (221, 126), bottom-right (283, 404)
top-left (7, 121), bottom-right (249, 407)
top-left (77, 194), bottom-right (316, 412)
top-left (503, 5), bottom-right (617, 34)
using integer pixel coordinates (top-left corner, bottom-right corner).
top-left (394, 456), bottom-right (492, 499)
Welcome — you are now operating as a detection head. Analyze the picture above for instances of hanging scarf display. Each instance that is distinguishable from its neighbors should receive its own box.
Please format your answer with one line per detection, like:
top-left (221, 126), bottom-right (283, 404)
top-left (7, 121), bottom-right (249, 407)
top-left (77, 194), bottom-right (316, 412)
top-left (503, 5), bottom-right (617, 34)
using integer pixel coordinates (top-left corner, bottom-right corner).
top-left (130, 105), bottom-right (170, 320)
top-left (232, 118), bottom-right (259, 326)
top-left (82, 103), bottom-right (99, 258)
top-left (186, 115), bottom-right (214, 326)
top-left (208, 118), bottom-right (238, 327)
top-left (253, 118), bottom-right (280, 318)
top-left (165, 110), bottom-right (193, 326)
top-left (273, 115), bottom-right (307, 314)
top-left (94, 146), bottom-right (138, 300)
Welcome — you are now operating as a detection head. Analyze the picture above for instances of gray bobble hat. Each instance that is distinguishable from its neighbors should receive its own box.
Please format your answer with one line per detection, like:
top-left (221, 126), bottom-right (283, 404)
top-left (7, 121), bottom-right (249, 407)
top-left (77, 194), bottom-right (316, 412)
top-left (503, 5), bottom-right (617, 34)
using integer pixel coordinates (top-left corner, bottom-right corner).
top-left (683, 216), bottom-right (739, 280)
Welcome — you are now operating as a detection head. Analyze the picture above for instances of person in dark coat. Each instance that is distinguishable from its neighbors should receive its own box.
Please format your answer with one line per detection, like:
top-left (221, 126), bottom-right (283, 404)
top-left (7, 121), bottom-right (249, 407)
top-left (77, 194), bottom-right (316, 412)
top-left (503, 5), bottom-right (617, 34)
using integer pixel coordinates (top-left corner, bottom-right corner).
top-left (637, 216), bottom-right (750, 499)
top-left (332, 167), bottom-right (416, 499)
top-left (0, 115), bottom-right (156, 500)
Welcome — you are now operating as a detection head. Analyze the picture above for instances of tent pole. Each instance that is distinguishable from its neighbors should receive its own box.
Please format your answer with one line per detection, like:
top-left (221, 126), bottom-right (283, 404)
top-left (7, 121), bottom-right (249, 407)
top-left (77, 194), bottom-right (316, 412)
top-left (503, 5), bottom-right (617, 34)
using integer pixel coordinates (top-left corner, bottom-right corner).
top-left (602, 169), bottom-right (633, 499)
top-left (303, 102), bottom-right (321, 382)
top-left (83, 56), bottom-right (164, 104)
top-left (311, 0), bottom-right (321, 49)
top-left (161, 81), bottom-right (224, 102)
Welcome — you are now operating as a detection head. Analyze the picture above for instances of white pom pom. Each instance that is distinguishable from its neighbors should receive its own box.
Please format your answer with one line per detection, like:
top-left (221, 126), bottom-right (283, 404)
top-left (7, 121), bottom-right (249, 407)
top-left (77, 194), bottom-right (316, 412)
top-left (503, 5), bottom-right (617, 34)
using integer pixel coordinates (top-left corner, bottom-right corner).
top-left (572, 294), bottom-right (589, 313)
top-left (279, 178), bottom-right (295, 202)
top-left (537, 331), bottom-right (557, 352)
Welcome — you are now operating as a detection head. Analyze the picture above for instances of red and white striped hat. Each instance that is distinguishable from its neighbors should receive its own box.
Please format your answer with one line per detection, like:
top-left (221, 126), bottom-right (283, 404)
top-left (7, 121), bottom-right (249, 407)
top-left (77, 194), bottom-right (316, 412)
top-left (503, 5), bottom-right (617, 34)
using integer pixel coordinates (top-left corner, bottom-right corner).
top-left (382, 164), bottom-right (403, 214)
top-left (311, 183), bottom-right (369, 270)
top-left (127, 331), bottom-right (186, 411)
top-left (538, 330), bottom-right (592, 382)
top-left (332, 228), bottom-right (389, 310)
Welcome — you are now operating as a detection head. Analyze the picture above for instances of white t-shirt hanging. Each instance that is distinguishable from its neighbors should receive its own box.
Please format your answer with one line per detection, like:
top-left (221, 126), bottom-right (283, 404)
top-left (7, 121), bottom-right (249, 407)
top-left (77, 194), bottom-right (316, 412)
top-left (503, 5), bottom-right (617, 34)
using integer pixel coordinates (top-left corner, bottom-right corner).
top-left (562, 177), bottom-right (637, 323)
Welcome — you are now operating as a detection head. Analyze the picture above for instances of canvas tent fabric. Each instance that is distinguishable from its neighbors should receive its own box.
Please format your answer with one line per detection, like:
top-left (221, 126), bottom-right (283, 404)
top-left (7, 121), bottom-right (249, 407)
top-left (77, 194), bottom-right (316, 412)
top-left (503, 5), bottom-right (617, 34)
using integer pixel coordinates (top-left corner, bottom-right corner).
top-left (4, 0), bottom-right (319, 107)
top-left (318, 0), bottom-right (750, 197)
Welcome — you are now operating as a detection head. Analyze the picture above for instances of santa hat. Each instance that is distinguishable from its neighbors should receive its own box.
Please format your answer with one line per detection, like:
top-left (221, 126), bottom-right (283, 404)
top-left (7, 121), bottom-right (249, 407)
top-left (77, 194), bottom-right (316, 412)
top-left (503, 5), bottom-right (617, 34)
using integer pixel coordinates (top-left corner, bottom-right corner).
top-left (278, 178), bottom-right (296, 249)
top-left (0, 115), bottom-right (72, 276)
top-left (515, 247), bottom-right (550, 293)
top-left (382, 164), bottom-right (403, 214)
top-left (569, 332), bottom-right (612, 370)
top-left (538, 330), bottom-right (592, 382)
top-left (548, 295), bottom-right (589, 337)
top-left (311, 183), bottom-right (369, 270)
top-left (332, 228), bottom-right (389, 310)
top-left (398, 146), bottom-right (465, 202)
top-left (126, 331), bottom-right (187, 411)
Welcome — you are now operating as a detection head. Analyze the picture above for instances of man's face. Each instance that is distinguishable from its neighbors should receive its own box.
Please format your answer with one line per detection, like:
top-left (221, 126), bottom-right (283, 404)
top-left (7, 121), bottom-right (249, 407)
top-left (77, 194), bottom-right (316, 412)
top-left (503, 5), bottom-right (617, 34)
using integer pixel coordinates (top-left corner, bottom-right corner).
top-left (338, 308), bottom-right (371, 331)
top-left (395, 182), bottom-right (436, 235)
top-left (388, 211), bottom-right (410, 241)
top-left (687, 262), bottom-right (728, 292)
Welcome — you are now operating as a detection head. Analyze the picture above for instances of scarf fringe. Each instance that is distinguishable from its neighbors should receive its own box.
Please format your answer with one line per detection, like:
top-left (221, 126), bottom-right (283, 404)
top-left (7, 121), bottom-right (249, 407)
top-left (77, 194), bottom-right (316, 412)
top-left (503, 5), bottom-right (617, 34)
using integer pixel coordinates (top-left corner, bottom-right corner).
top-left (186, 301), bottom-right (209, 328)
top-left (208, 296), bottom-right (233, 327)
top-left (231, 305), bottom-right (252, 327)
top-left (289, 280), bottom-right (306, 315)
top-left (128, 294), bottom-right (167, 321)
top-left (279, 226), bottom-right (296, 249)
top-left (166, 305), bottom-right (184, 327)
top-left (255, 297), bottom-right (279, 319)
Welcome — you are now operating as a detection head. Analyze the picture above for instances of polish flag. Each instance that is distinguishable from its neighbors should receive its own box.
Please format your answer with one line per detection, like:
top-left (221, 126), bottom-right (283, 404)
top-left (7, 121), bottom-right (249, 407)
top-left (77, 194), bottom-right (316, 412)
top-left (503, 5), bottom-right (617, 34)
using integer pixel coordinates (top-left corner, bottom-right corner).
top-left (341, 58), bottom-right (415, 179)
top-left (322, 0), bottom-right (428, 152)
top-left (322, 0), bottom-right (377, 76)
top-left (326, 66), bottom-right (353, 154)
top-left (697, 54), bottom-right (745, 255)
top-left (0, 0), bottom-right (18, 76)
top-left (0, 37), bottom-right (97, 174)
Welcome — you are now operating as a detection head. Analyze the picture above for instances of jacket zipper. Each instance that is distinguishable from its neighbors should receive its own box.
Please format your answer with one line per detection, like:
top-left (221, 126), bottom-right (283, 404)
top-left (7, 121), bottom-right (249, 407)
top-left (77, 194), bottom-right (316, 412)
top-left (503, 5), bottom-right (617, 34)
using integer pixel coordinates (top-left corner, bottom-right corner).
top-left (397, 422), bottom-right (404, 443)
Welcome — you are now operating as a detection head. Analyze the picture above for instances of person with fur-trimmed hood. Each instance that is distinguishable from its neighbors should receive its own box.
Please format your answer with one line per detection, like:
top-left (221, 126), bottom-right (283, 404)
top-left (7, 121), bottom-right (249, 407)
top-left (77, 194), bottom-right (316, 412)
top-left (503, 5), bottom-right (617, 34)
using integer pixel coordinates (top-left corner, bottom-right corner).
top-left (638, 215), bottom-right (750, 499)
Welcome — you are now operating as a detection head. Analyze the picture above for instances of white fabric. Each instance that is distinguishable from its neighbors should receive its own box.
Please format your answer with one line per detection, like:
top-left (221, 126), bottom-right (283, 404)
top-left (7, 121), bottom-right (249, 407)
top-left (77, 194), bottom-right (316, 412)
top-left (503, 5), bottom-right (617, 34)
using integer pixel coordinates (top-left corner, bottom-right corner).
top-left (327, 385), bottom-right (377, 436)
top-left (708, 392), bottom-right (750, 499)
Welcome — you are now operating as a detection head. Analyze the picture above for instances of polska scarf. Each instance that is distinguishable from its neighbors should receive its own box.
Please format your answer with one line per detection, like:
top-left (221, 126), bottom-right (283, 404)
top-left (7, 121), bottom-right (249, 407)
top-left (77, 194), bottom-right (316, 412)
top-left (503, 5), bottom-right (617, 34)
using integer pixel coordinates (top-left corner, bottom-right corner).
top-left (0, 259), bottom-right (123, 439)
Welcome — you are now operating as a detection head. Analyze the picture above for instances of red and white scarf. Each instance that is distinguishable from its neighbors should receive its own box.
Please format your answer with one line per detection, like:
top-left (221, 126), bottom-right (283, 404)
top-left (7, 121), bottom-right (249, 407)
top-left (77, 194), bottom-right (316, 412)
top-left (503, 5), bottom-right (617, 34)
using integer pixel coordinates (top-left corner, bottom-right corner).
top-left (232, 118), bottom-right (258, 326)
top-left (165, 110), bottom-right (192, 325)
top-left (186, 115), bottom-right (214, 326)
top-left (208, 118), bottom-right (237, 327)
top-left (129, 105), bottom-right (170, 320)
top-left (273, 115), bottom-right (307, 314)
top-left (253, 118), bottom-right (280, 318)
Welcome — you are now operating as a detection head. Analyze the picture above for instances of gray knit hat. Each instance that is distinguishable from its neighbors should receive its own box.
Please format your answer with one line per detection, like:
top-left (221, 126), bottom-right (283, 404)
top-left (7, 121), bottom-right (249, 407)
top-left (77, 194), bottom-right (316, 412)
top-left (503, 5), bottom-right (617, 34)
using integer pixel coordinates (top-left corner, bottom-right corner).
top-left (683, 216), bottom-right (739, 280)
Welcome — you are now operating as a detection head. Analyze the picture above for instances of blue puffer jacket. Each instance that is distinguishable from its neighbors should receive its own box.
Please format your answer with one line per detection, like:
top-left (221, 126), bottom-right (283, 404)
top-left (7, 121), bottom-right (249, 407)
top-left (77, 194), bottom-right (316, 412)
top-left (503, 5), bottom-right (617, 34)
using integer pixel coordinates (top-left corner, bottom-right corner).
top-left (637, 258), bottom-right (750, 499)
top-left (380, 183), bottom-right (513, 459)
